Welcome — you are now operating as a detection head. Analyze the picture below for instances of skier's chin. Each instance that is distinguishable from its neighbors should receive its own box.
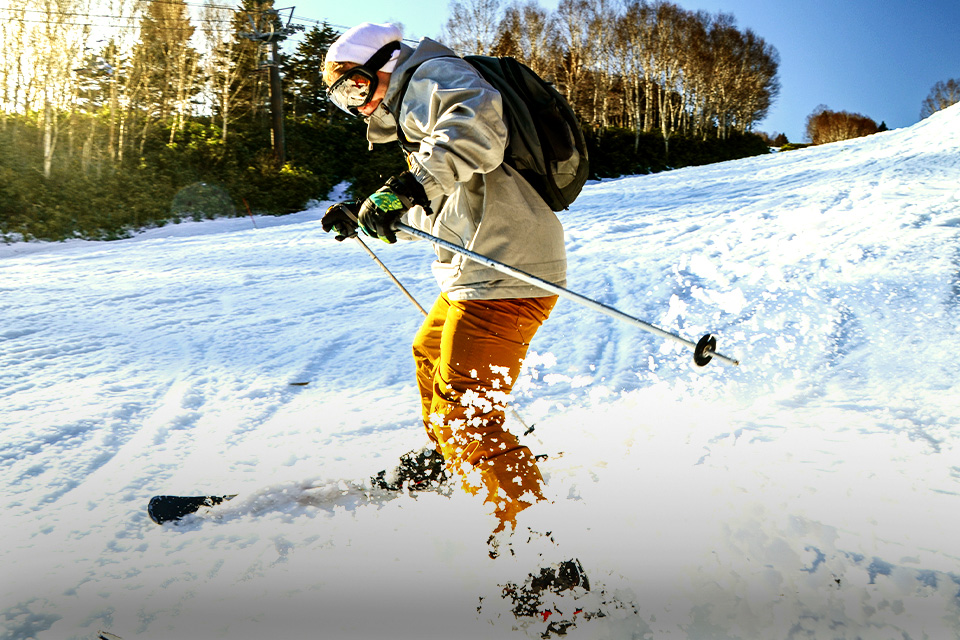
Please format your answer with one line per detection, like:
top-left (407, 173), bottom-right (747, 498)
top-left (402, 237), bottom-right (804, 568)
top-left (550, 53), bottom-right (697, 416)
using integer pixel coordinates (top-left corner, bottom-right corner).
top-left (359, 99), bottom-right (383, 117)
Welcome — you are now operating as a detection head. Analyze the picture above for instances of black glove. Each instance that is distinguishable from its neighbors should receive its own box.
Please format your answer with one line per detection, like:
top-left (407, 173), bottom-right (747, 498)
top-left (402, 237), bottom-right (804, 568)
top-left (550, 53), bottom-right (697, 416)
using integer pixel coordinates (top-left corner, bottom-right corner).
top-left (321, 201), bottom-right (361, 241)
top-left (358, 171), bottom-right (430, 244)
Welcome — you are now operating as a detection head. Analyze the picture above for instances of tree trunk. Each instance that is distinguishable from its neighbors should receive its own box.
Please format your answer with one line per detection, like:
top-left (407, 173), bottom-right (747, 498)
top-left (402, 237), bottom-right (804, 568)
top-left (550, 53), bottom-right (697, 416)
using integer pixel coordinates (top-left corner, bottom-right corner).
top-left (42, 98), bottom-right (57, 179)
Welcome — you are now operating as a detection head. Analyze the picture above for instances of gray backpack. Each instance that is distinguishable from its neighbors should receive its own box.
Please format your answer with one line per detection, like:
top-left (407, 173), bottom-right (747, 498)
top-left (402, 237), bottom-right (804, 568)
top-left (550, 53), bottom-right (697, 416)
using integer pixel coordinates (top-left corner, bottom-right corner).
top-left (395, 55), bottom-right (589, 212)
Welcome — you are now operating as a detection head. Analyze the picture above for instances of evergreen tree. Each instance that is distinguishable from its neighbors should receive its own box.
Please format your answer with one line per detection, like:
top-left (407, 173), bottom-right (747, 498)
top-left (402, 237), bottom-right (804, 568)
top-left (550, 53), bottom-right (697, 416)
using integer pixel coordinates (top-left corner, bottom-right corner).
top-left (283, 23), bottom-right (344, 121)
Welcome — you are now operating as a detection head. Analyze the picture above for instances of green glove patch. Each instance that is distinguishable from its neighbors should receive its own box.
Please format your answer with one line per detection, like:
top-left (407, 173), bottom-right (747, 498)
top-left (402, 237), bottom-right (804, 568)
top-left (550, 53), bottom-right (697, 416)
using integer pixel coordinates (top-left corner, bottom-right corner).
top-left (368, 191), bottom-right (405, 213)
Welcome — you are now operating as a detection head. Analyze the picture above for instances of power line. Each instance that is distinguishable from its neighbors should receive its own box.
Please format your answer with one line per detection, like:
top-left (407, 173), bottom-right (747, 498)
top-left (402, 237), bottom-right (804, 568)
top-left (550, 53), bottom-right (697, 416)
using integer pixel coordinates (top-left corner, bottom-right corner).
top-left (0, 0), bottom-right (239, 15)
top-left (136, 0), bottom-right (240, 10)
top-left (1, 5), bottom-right (427, 45)
top-left (287, 14), bottom-right (424, 45)
top-left (0, 6), bottom-right (251, 29)
top-left (5, 17), bottom-right (236, 28)
top-left (0, 8), bottom-right (134, 18)
top-left (0, 0), bottom-right (279, 20)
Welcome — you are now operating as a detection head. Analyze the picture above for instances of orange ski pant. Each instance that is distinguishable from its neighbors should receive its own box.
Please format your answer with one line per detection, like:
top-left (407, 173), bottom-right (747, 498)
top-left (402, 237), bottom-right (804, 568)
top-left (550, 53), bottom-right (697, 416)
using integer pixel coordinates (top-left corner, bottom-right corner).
top-left (412, 293), bottom-right (558, 532)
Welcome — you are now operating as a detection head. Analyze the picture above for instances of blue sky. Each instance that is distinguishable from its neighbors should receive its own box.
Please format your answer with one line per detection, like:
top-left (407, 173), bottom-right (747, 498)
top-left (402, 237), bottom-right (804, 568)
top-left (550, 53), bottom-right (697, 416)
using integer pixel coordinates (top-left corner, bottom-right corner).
top-left (289, 0), bottom-right (960, 142)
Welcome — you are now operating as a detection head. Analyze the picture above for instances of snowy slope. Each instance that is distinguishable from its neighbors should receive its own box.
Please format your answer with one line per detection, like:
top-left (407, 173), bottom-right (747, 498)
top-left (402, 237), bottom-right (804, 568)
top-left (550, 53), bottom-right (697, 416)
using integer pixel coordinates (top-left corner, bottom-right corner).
top-left (2, 103), bottom-right (959, 640)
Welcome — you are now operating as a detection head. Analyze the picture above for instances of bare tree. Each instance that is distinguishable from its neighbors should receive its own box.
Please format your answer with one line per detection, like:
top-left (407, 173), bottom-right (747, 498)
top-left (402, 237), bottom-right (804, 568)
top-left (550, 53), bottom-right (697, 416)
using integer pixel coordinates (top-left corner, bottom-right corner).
top-left (554, 0), bottom-right (592, 113)
top-left (670, 7), bottom-right (708, 136)
top-left (681, 10), bottom-right (714, 138)
top-left (202, 1), bottom-right (257, 142)
top-left (633, 0), bottom-right (659, 132)
top-left (584, 0), bottom-right (618, 128)
top-left (93, 0), bottom-right (139, 164)
top-left (443, 0), bottom-right (503, 55)
top-left (805, 105), bottom-right (879, 145)
top-left (729, 28), bottom-right (779, 133)
top-left (611, 2), bottom-right (641, 131)
top-left (920, 78), bottom-right (960, 119)
top-left (0, 0), bottom-right (31, 127)
top-left (649, 1), bottom-right (685, 150)
top-left (493, 1), bottom-right (558, 79)
top-left (703, 12), bottom-right (741, 139)
top-left (31, 0), bottom-right (90, 178)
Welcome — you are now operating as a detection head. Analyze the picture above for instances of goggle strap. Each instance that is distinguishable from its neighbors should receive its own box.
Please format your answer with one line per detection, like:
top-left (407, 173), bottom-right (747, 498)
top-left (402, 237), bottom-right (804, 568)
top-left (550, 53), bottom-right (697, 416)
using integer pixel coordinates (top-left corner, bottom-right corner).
top-left (363, 41), bottom-right (401, 74)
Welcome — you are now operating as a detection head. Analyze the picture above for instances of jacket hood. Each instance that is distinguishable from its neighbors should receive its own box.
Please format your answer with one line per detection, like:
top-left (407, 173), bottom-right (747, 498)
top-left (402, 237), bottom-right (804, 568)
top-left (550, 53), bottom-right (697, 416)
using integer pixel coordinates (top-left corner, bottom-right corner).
top-left (365, 38), bottom-right (459, 144)
top-left (383, 38), bottom-right (459, 110)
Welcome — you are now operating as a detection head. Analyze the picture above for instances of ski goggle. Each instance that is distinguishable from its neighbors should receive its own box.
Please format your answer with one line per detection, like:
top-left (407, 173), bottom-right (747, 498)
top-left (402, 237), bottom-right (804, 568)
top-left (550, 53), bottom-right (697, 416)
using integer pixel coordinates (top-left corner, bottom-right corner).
top-left (327, 68), bottom-right (378, 116)
top-left (326, 41), bottom-right (401, 117)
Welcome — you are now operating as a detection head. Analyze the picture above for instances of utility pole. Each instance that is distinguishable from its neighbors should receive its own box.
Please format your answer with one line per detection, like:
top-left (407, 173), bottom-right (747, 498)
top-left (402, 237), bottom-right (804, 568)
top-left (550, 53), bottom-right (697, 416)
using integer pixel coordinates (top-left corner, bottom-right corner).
top-left (241, 6), bottom-right (300, 168)
top-left (267, 37), bottom-right (285, 166)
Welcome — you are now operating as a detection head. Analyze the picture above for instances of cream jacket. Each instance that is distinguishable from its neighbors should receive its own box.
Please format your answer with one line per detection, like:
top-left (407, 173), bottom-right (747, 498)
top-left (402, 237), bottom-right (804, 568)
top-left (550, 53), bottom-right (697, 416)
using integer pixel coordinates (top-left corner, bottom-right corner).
top-left (365, 38), bottom-right (567, 301)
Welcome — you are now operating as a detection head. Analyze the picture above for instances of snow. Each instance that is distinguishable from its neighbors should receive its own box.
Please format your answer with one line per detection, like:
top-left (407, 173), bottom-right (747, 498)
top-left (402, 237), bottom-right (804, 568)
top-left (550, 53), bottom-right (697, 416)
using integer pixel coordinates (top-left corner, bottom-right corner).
top-left (2, 103), bottom-right (960, 640)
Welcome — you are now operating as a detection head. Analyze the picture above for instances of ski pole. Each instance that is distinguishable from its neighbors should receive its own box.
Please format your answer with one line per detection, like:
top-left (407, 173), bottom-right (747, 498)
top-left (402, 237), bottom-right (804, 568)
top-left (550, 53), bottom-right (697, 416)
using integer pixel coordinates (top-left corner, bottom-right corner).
top-left (354, 235), bottom-right (538, 433)
top-left (395, 222), bottom-right (740, 367)
top-left (354, 236), bottom-right (428, 315)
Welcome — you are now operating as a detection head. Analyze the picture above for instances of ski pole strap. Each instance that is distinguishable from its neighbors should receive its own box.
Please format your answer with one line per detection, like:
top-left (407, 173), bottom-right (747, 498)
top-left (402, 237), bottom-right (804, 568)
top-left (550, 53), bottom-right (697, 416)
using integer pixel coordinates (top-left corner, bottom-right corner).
top-left (395, 222), bottom-right (740, 367)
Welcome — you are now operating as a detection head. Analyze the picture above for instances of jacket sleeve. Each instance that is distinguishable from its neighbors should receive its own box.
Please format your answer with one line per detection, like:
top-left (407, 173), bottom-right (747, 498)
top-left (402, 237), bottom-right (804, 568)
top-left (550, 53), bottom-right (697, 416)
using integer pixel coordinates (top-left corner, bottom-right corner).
top-left (399, 58), bottom-right (508, 201)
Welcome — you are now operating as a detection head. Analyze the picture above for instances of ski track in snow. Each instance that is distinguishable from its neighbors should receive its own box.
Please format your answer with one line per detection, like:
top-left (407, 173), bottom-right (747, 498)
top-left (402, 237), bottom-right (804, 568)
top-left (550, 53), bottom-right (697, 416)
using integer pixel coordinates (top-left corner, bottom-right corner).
top-left (2, 104), bottom-right (960, 640)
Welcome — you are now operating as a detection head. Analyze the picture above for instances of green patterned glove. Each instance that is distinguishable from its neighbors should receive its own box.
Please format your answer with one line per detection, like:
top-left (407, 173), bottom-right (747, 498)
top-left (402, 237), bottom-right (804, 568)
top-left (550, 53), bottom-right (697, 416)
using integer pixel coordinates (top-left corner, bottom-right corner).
top-left (358, 172), bottom-right (430, 243)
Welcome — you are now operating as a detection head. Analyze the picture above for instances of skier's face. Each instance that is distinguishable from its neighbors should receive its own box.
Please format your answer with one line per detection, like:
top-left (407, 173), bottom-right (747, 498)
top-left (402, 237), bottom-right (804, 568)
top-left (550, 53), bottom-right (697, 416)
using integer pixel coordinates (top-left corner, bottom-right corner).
top-left (357, 72), bottom-right (390, 117)
top-left (327, 68), bottom-right (390, 117)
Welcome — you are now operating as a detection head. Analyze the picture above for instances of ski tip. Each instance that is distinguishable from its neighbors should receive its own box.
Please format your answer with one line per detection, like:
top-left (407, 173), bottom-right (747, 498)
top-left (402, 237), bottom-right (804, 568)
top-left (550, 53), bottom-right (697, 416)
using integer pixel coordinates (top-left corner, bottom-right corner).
top-left (147, 494), bottom-right (236, 525)
top-left (98, 631), bottom-right (123, 640)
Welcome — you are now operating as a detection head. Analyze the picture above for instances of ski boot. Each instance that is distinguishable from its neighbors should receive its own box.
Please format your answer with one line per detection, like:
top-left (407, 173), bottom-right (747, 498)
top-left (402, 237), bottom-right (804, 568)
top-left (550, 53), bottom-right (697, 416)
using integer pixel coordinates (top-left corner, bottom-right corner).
top-left (501, 558), bottom-right (591, 637)
top-left (371, 446), bottom-right (449, 492)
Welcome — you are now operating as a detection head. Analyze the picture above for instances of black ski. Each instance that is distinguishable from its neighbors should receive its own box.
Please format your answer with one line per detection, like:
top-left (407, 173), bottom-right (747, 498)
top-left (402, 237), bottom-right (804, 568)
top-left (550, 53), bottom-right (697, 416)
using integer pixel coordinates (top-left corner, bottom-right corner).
top-left (147, 446), bottom-right (450, 525)
top-left (148, 494), bottom-right (236, 524)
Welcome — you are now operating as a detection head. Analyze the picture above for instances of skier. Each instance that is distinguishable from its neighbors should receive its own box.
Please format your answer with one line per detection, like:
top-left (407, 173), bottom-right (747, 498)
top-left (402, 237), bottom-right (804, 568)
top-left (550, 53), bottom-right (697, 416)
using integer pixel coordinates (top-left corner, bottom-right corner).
top-left (319, 23), bottom-right (569, 554)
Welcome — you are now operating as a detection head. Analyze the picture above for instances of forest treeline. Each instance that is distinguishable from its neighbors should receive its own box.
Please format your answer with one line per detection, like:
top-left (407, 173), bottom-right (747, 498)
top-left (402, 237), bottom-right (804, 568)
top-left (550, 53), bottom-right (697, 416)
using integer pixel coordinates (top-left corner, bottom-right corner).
top-left (447, 0), bottom-right (780, 142)
top-left (0, 0), bottom-right (776, 242)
